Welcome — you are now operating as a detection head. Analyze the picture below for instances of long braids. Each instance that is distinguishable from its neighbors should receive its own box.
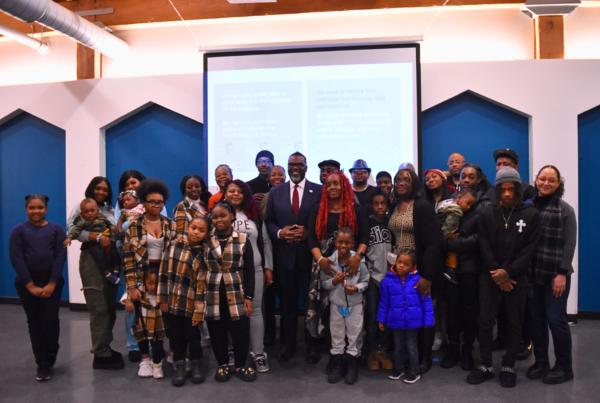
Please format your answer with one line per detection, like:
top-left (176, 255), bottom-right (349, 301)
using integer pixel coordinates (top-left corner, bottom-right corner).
top-left (315, 171), bottom-right (357, 242)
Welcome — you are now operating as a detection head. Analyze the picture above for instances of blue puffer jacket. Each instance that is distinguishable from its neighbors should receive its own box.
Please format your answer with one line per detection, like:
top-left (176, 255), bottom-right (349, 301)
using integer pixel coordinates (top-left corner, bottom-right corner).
top-left (377, 268), bottom-right (434, 330)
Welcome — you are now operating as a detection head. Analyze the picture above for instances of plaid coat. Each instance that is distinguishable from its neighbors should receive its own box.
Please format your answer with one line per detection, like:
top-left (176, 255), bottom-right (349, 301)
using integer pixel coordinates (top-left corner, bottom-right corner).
top-left (124, 215), bottom-right (177, 291)
top-left (173, 198), bottom-right (208, 239)
top-left (157, 239), bottom-right (206, 321)
top-left (200, 231), bottom-right (251, 321)
top-left (132, 295), bottom-right (167, 342)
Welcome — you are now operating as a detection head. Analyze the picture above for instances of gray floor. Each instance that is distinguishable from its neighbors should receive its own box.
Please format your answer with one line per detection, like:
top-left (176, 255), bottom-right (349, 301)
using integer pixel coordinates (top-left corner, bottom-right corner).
top-left (1, 304), bottom-right (598, 403)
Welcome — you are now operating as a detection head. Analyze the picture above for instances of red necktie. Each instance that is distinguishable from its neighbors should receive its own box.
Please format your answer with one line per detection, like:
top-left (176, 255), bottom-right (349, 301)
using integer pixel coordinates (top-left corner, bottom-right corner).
top-left (292, 184), bottom-right (300, 219)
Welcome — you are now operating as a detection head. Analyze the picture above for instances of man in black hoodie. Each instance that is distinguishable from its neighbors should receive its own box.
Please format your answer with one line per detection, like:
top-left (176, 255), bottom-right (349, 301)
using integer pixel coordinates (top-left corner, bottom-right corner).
top-left (467, 167), bottom-right (540, 388)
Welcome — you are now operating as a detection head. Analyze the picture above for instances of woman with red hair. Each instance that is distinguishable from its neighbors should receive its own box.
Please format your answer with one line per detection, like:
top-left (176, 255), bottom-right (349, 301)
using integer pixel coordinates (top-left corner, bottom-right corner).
top-left (222, 180), bottom-right (273, 373)
top-left (306, 172), bottom-right (369, 351)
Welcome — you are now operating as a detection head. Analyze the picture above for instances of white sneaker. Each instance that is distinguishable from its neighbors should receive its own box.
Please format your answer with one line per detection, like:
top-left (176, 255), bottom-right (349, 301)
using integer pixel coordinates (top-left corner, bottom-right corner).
top-left (152, 360), bottom-right (164, 379)
top-left (138, 359), bottom-right (153, 378)
top-left (251, 352), bottom-right (269, 373)
top-left (432, 332), bottom-right (444, 351)
top-left (166, 352), bottom-right (174, 365)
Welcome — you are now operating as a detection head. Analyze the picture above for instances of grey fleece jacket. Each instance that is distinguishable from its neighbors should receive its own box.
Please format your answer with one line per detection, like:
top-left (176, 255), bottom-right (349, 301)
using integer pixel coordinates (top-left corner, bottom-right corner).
top-left (321, 250), bottom-right (370, 307)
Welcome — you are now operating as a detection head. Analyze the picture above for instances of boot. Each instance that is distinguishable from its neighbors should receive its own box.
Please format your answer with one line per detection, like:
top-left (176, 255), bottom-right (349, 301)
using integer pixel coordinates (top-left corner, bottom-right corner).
top-left (344, 355), bottom-right (359, 385)
top-left (190, 360), bottom-right (205, 384)
top-left (460, 345), bottom-right (475, 371)
top-left (367, 352), bottom-right (379, 371)
top-left (327, 354), bottom-right (346, 383)
top-left (441, 344), bottom-right (460, 369)
top-left (172, 360), bottom-right (187, 386)
top-left (419, 327), bottom-right (435, 375)
top-left (377, 348), bottom-right (394, 370)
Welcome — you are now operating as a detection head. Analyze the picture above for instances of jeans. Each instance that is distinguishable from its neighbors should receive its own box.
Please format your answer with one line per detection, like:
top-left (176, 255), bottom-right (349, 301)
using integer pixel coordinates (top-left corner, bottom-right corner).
top-left (330, 303), bottom-right (364, 357)
top-left (79, 249), bottom-right (119, 357)
top-left (125, 310), bottom-right (139, 351)
top-left (478, 275), bottom-right (528, 367)
top-left (392, 329), bottom-right (419, 370)
top-left (530, 276), bottom-right (572, 369)
top-left (168, 314), bottom-right (202, 362)
top-left (249, 266), bottom-right (265, 355)
top-left (365, 279), bottom-right (391, 352)
top-left (445, 273), bottom-right (479, 349)
top-left (15, 278), bottom-right (64, 365)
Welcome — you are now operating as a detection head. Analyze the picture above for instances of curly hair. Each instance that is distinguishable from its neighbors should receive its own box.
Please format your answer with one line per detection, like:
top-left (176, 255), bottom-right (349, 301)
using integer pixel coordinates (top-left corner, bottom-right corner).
top-left (137, 178), bottom-right (170, 202)
top-left (223, 180), bottom-right (262, 221)
top-left (316, 170), bottom-right (357, 242)
top-left (180, 174), bottom-right (212, 205)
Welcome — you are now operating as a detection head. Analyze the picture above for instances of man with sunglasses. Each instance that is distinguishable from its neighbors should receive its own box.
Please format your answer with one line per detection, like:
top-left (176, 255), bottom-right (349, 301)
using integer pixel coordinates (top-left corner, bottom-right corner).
top-left (349, 159), bottom-right (377, 207)
top-left (247, 150), bottom-right (275, 203)
top-left (318, 159), bottom-right (341, 185)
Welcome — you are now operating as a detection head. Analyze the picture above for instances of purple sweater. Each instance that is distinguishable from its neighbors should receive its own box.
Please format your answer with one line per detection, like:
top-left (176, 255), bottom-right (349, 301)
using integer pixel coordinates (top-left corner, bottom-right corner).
top-left (9, 222), bottom-right (67, 285)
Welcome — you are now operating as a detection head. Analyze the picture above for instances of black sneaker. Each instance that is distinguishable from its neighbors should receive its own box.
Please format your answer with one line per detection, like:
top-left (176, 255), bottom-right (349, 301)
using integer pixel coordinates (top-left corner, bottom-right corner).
top-left (500, 366), bottom-right (517, 388)
top-left (404, 368), bottom-right (421, 384)
top-left (128, 350), bottom-right (142, 363)
top-left (236, 366), bottom-right (257, 382)
top-left (190, 360), bottom-right (205, 384)
top-left (527, 361), bottom-right (550, 380)
top-left (543, 366), bottom-right (574, 385)
top-left (444, 267), bottom-right (458, 285)
top-left (389, 368), bottom-right (404, 380)
top-left (516, 342), bottom-right (532, 361)
top-left (467, 365), bottom-right (495, 385)
top-left (36, 363), bottom-right (51, 381)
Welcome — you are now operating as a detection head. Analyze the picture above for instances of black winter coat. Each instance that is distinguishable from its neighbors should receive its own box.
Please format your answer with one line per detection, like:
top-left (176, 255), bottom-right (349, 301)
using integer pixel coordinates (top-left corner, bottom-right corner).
top-left (446, 191), bottom-right (492, 275)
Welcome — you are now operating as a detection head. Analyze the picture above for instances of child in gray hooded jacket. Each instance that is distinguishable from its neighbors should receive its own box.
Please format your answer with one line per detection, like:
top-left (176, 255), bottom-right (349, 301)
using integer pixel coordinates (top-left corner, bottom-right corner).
top-left (321, 227), bottom-right (370, 385)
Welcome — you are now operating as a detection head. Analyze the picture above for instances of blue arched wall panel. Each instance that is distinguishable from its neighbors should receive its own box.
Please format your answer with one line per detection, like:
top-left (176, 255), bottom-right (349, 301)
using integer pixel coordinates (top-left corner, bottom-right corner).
top-left (578, 105), bottom-right (600, 312)
top-left (106, 104), bottom-right (205, 215)
top-left (0, 112), bottom-right (68, 300)
top-left (422, 92), bottom-right (530, 184)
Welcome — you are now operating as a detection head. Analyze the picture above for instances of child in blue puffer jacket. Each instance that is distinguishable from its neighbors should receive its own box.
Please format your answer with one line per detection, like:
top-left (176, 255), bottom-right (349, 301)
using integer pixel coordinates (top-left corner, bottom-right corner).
top-left (378, 249), bottom-right (434, 384)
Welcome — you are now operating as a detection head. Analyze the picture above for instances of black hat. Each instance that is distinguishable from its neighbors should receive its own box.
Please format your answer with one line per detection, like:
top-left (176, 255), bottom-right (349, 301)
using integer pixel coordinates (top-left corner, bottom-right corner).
top-left (349, 159), bottom-right (371, 173)
top-left (256, 150), bottom-right (274, 165)
top-left (318, 159), bottom-right (341, 170)
top-left (493, 148), bottom-right (519, 164)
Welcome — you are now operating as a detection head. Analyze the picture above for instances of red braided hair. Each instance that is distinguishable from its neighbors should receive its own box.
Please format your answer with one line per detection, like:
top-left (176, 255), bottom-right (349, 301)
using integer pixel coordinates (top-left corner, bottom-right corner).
top-left (315, 170), bottom-right (357, 242)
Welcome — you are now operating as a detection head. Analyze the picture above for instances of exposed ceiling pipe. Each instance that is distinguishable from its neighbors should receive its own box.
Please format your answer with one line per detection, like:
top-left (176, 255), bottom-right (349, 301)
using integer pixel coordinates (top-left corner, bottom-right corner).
top-left (0, 22), bottom-right (50, 54)
top-left (0, 0), bottom-right (130, 59)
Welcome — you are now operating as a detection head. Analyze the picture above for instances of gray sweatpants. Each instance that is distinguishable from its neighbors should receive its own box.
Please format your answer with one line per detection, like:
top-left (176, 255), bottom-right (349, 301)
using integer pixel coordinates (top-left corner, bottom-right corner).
top-left (330, 302), bottom-right (364, 357)
top-left (249, 266), bottom-right (265, 355)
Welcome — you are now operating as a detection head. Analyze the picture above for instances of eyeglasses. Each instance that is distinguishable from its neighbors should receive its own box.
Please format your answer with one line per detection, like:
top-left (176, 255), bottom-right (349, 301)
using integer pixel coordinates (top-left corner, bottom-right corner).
top-left (288, 163), bottom-right (306, 168)
top-left (352, 169), bottom-right (369, 174)
top-left (394, 178), bottom-right (412, 184)
top-left (257, 158), bottom-right (272, 165)
top-left (537, 177), bottom-right (557, 184)
top-left (447, 160), bottom-right (464, 166)
top-left (321, 167), bottom-right (335, 173)
top-left (147, 200), bottom-right (165, 207)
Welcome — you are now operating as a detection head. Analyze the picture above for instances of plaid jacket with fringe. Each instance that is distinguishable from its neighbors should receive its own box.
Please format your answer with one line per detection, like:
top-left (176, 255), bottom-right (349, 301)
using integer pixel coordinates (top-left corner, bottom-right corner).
top-left (172, 197), bottom-right (208, 240)
top-left (132, 295), bottom-right (167, 342)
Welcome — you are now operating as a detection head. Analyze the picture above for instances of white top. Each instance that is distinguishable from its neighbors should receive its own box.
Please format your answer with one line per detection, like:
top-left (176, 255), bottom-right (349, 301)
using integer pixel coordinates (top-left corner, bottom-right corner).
top-left (232, 210), bottom-right (273, 270)
top-left (147, 233), bottom-right (163, 260)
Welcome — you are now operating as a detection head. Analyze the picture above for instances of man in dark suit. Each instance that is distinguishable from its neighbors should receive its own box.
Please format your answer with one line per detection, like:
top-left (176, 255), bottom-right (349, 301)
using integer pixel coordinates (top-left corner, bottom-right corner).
top-left (265, 151), bottom-right (323, 364)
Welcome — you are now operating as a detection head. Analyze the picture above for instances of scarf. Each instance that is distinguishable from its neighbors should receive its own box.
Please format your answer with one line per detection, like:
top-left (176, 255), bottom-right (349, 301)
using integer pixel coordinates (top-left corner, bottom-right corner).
top-left (531, 195), bottom-right (563, 284)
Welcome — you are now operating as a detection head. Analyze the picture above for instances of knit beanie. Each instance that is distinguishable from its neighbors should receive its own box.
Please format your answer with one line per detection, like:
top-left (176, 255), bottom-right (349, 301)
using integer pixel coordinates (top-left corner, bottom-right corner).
top-left (495, 167), bottom-right (521, 186)
top-left (256, 150), bottom-right (274, 165)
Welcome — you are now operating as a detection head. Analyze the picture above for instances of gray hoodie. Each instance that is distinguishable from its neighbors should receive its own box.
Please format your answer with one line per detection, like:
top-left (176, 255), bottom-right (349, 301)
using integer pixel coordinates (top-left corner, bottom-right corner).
top-left (321, 250), bottom-right (370, 307)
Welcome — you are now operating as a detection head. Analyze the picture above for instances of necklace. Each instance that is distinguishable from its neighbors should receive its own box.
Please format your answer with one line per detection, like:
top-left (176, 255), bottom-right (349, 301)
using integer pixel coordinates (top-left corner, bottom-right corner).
top-left (329, 203), bottom-right (341, 212)
top-left (216, 233), bottom-right (231, 241)
top-left (500, 206), bottom-right (515, 229)
top-left (145, 217), bottom-right (160, 224)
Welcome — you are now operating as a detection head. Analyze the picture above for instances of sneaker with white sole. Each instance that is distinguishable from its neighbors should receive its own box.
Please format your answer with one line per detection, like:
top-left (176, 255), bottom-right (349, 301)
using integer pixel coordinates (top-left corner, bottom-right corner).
top-left (166, 352), bottom-right (174, 365)
top-left (404, 368), bottom-right (421, 384)
top-left (252, 352), bottom-right (269, 373)
top-left (152, 360), bottom-right (164, 379)
top-left (138, 359), bottom-right (153, 378)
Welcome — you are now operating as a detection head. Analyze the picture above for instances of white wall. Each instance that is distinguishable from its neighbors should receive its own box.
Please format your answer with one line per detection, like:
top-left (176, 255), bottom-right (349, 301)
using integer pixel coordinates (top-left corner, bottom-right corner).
top-left (0, 59), bottom-right (597, 314)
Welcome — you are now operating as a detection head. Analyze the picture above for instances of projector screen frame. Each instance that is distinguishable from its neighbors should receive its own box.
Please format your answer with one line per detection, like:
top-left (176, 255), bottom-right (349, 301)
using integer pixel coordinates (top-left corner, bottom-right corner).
top-left (203, 43), bottom-right (422, 182)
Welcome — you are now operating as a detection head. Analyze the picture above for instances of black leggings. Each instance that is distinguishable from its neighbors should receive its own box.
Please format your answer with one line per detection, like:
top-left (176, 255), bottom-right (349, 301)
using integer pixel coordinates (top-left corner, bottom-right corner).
top-left (139, 339), bottom-right (165, 364)
top-left (167, 314), bottom-right (203, 362)
top-left (207, 290), bottom-right (250, 368)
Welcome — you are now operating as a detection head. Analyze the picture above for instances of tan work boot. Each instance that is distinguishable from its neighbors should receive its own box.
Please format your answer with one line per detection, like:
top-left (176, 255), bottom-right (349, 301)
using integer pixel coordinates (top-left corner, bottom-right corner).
top-left (367, 351), bottom-right (380, 370)
top-left (378, 348), bottom-right (394, 370)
